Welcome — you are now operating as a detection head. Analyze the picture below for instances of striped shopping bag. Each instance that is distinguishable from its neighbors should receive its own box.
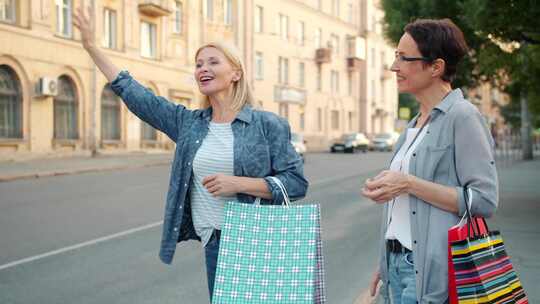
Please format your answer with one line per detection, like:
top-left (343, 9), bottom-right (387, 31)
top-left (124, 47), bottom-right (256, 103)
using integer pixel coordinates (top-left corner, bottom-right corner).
top-left (448, 190), bottom-right (528, 303)
top-left (212, 177), bottom-right (326, 304)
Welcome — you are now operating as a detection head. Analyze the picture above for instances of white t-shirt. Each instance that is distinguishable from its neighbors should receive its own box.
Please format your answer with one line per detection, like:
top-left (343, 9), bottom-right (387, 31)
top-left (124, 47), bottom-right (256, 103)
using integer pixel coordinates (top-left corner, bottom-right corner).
top-left (385, 125), bottom-right (429, 250)
top-left (191, 122), bottom-right (236, 247)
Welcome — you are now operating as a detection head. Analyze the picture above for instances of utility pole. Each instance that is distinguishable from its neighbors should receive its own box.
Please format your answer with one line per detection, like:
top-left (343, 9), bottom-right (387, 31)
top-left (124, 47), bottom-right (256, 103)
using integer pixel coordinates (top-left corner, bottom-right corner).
top-left (520, 41), bottom-right (533, 160)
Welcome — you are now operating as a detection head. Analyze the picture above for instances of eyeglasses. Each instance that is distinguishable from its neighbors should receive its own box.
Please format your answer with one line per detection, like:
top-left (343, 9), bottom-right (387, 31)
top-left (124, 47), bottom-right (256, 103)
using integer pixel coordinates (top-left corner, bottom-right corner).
top-left (394, 54), bottom-right (433, 63)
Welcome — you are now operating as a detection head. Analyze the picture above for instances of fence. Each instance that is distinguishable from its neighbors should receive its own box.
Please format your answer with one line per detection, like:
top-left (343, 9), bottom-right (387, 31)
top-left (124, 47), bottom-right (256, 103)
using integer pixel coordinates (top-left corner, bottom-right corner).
top-left (494, 132), bottom-right (540, 167)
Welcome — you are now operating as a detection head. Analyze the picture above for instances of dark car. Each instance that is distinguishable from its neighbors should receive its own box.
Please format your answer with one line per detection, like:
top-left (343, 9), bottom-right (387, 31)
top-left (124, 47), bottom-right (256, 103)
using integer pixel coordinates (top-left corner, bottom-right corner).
top-left (330, 133), bottom-right (369, 153)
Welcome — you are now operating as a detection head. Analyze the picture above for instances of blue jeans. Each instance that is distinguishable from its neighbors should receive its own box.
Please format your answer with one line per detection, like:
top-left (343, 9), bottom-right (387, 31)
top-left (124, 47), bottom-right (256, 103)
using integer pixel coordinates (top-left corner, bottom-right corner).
top-left (204, 230), bottom-right (221, 302)
top-left (388, 251), bottom-right (417, 304)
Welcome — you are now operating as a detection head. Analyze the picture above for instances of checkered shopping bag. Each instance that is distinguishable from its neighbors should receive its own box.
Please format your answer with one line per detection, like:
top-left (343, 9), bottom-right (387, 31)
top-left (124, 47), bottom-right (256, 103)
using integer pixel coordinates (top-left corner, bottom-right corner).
top-left (212, 177), bottom-right (326, 303)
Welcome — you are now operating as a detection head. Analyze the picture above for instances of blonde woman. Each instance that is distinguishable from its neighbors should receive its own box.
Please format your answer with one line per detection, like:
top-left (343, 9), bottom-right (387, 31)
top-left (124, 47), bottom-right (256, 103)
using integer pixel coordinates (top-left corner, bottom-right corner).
top-left (74, 3), bottom-right (307, 301)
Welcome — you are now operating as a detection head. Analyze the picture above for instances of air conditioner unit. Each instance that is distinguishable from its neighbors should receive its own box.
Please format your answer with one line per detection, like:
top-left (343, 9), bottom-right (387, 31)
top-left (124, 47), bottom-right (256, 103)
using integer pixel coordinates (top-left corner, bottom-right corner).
top-left (36, 77), bottom-right (58, 97)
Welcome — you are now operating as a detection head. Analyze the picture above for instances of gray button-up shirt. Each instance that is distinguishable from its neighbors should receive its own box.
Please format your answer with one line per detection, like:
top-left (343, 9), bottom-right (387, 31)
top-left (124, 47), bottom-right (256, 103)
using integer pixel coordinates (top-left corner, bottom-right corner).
top-left (378, 89), bottom-right (499, 303)
top-left (110, 71), bottom-right (308, 265)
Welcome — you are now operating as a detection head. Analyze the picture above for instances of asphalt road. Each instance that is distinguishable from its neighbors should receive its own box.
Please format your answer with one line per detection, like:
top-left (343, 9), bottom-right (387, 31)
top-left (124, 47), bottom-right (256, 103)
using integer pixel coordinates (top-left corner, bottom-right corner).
top-left (0, 152), bottom-right (392, 304)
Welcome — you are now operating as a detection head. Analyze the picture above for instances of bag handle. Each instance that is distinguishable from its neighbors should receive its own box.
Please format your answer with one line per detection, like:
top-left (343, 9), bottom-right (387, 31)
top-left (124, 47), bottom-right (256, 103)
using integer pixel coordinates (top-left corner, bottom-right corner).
top-left (254, 176), bottom-right (290, 206)
top-left (463, 187), bottom-right (490, 237)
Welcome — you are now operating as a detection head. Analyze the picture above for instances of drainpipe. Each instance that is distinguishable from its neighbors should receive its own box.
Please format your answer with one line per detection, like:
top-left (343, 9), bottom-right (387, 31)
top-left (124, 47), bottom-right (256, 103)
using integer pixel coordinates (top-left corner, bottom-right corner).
top-left (89, 0), bottom-right (97, 156)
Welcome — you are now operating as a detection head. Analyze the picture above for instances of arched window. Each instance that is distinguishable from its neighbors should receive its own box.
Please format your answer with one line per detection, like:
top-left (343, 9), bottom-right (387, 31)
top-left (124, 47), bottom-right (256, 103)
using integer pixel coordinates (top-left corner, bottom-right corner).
top-left (0, 65), bottom-right (22, 138)
top-left (54, 76), bottom-right (78, 139)
top-left (141, 87), bottom-right (157, 141)
top-left (101, 84), bottom-right (121, 140)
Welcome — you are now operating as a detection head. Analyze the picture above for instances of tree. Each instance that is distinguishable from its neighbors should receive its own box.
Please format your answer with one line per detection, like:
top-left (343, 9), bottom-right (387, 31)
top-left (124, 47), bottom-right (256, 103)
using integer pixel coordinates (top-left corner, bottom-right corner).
top-left (381, 0), bottom-right (540, 158)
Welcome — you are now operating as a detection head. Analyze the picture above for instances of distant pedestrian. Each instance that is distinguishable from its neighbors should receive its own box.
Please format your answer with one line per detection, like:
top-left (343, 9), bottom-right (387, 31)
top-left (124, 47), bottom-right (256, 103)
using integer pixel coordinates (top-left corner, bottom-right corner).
top-left (73, 2), bottom-right (307, 302)
top-left (361, 18), bottom-right (499, 303)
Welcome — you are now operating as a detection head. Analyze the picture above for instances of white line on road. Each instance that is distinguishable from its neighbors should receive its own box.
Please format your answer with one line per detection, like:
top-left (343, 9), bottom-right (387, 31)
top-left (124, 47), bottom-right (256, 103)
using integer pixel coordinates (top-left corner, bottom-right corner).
top-left (0, 168), bottom-right (383, 272)
top-left (0, 221), bottom-right (163, 271)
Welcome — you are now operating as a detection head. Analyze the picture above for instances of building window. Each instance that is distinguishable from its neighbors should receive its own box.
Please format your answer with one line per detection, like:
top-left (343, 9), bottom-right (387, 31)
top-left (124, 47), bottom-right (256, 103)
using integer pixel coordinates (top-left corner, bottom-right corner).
top-left (371, 79), bottom-right (376, 100)
top-left (330, 34), bottom-right (339, 54)
top-left (255, 52), bottom-right (264, 80)
top-left (298, 62), bottom-right (305, 87)
top-left (316, 66), bottom-right (322, 91)
top-left (205, 0), bottom-right (214, 20)
top-left (140, 21), bottom-right (157, 58)
top-left (332, 0), bottom-right (340, 17)
top-left (297, 21), bottom-right (305, 46)
top-left (254, 5), bottom-right (263, 33)
top-left (224, 0), bottom-right (232, 25)
top-left (317, 0), bottom-right (322, 10)
top-left (331, 110), bottom-right (339, 130)
top-left (279, 14), bottom-right (288, 41)
top-left (0, 0), bottom-right (16, 23)
top-left (103, 8), bottom-right (117, 49)
top-left (371, 48), bottom-right (376, 68)
top-left (331, 70), bottom-right (339, 94)
top-left (348, 111), bottom-right (353, 131)
top-left (278, 57), bottom-right (289, 85)
top-left (317, 108), bottom-right (322, 131)
top-left (56, 0), bottom-right (73, 37)
top-left (54, 76), bottom-right (78, 139)
top-left (315, 28), bottom-right (322, 48)
top-left (0, 65), bottom-right (22, 139)
top-left (279, 103), bottom-right (289, 120)
top-left (347, 3), bottom-right (353, 23)
top-left (101, 84), bottom-right (121, 140)
top-left (299, 112), bottom-right (305, 131)
top-left (348, 74), bottom-right (353, 96)
top-left (173, 1), bottom-right (183, 34)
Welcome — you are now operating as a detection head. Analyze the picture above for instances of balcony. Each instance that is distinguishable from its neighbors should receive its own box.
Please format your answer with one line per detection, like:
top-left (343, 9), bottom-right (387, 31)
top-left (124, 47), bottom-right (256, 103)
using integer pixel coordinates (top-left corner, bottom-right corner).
top-left (347, 57), bottom-right (362, 71)
top-left (315, 48), bottom-right (332, 64)
top-left (138, 0), bottom-right (171, 17)
top-left (274, 86), bottom-right (306, 104)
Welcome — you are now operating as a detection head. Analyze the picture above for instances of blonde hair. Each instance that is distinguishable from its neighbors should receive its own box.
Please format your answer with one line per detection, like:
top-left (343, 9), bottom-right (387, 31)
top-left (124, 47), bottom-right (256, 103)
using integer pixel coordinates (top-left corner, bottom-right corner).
top-left (195, 42), bottom-right (254, 111)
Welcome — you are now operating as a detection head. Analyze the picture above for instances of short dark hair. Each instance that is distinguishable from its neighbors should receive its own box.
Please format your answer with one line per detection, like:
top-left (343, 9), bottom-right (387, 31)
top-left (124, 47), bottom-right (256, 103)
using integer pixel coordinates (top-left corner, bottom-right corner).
top-left (404, 18), bottom-right (468, 82)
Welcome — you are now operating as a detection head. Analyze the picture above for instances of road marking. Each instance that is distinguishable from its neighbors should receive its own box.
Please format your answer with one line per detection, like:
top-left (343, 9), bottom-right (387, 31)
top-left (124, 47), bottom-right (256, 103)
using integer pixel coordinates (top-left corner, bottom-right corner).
top-left (0, 167), bottom-right (385, 272)
top-left (0, 221), bottom-right (163, 271)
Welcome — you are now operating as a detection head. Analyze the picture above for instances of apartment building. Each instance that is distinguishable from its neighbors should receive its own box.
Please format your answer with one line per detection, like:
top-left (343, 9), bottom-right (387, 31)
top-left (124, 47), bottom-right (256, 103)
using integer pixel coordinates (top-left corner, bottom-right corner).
top-left (0, 0), bottom-right (397, 159)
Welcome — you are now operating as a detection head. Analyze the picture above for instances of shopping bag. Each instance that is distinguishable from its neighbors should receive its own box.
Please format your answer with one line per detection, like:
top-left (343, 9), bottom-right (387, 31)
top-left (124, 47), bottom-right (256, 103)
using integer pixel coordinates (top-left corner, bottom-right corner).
top-left (448, 189), bottom-right (528, 304)
top-left (212, 177), bottom-right (326, 303)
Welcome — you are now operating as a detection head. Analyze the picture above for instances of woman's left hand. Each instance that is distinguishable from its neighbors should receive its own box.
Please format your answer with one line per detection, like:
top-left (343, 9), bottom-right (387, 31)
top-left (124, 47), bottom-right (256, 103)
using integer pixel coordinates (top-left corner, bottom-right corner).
top-left (361, 170), bottom-right (410, 204)
top-left (202, 174), bottom-right (240, 197)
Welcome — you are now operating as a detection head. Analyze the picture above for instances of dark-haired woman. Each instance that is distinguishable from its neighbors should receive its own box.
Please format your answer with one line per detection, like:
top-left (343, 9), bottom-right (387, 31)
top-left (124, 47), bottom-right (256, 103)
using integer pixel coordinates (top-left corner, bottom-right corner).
top-left (362, 18), bottom-right (498, 303)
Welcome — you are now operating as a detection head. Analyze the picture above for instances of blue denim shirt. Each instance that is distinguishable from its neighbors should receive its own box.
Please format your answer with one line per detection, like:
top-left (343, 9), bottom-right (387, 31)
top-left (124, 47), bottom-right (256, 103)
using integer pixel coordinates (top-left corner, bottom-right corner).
top-left (110, 71), bottom-right (308, 264)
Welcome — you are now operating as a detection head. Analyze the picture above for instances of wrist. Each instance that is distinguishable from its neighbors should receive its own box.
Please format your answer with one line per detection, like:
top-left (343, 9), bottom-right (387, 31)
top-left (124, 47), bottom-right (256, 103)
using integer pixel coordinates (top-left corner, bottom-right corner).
top-left (403, 174), bottom-right (414, 194)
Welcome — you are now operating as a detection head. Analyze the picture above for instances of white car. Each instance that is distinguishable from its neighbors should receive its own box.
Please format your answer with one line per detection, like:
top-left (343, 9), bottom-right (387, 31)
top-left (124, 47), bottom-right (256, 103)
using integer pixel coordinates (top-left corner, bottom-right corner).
top-left (291, 133), bottom-right (306, 162)
top-left (369, 132), bottom-right (400, 151)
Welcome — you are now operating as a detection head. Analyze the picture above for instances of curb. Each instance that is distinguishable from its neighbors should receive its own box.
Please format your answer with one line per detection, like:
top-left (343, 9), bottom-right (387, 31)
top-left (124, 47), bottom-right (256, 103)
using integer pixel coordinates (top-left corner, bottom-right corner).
top-left (0, 161), bottom-right (171, 183)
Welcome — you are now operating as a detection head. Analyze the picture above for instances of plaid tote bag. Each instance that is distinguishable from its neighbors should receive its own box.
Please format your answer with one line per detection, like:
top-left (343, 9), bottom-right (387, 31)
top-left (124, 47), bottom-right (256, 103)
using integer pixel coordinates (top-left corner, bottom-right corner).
top-left (449, 189), bottom-right (528, 304)
top-left (212, 177), bottom-right (326, 303)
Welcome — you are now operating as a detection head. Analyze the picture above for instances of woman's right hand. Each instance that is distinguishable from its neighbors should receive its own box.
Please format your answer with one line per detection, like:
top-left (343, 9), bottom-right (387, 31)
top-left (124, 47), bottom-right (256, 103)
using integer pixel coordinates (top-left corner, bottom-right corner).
top-left (73, 0), bottom-right (96, 50)
top-left (369, 268), bottom-right (381, 297)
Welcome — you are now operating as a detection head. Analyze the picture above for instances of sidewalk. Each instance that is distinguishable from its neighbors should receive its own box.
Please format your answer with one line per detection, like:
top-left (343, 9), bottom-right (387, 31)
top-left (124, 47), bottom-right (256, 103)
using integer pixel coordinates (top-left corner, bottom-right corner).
top-left (0, 152), bottom-right (173, 182)
top-left (354, 157), bottom-right (540, 303)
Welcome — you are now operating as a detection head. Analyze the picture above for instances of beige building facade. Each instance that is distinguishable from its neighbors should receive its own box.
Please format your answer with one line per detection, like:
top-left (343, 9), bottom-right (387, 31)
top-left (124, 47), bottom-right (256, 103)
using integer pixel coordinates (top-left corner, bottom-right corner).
top-left (0, 0), bottom-right (397, 160)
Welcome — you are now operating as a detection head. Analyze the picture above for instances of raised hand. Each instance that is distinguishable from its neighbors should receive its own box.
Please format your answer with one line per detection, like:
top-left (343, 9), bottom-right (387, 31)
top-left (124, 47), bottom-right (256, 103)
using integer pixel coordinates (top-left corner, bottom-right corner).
top-left (72, 0), bottom-right (96, 50)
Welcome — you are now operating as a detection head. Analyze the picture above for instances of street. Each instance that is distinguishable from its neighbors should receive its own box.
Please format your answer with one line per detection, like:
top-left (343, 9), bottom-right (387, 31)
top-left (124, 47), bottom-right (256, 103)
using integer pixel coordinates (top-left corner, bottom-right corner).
top-left (0, 152), bottom-right (392, 304)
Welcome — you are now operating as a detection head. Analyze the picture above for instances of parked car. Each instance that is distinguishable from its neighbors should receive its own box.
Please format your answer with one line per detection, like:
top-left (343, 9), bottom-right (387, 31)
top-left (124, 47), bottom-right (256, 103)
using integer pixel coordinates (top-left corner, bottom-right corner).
top-left (291, 133), bottom-right (307, 162)
top-left (330, 133), bottom-right (369, 153)
top-left (369, 132), bottom-right (400, 151)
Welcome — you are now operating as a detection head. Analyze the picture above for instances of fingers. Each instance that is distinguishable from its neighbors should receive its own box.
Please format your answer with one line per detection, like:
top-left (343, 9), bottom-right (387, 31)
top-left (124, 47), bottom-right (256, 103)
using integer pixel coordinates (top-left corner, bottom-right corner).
top-left (202, 175), bottom-right (217, 186)
top-left (369, 270), bottom-right (381, 296)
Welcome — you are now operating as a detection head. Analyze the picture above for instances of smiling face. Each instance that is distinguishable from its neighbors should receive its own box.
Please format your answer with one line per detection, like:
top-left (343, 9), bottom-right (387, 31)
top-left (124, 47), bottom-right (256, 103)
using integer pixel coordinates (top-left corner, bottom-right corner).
top-left (390, 33), bottom-right (434, 95)
top-left (194, 47), bottom-right (241, 98)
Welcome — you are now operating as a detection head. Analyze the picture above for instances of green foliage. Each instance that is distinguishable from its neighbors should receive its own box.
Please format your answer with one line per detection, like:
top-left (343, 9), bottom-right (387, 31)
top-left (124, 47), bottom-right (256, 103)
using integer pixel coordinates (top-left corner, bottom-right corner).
top-left (381, 0), bottom-right (540, 128)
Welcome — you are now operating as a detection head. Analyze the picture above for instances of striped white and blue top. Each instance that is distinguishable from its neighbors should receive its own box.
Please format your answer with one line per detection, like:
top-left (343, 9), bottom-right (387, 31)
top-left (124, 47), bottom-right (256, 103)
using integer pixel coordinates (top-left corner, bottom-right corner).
top-left (190, 122), bottom-right (236, 247)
